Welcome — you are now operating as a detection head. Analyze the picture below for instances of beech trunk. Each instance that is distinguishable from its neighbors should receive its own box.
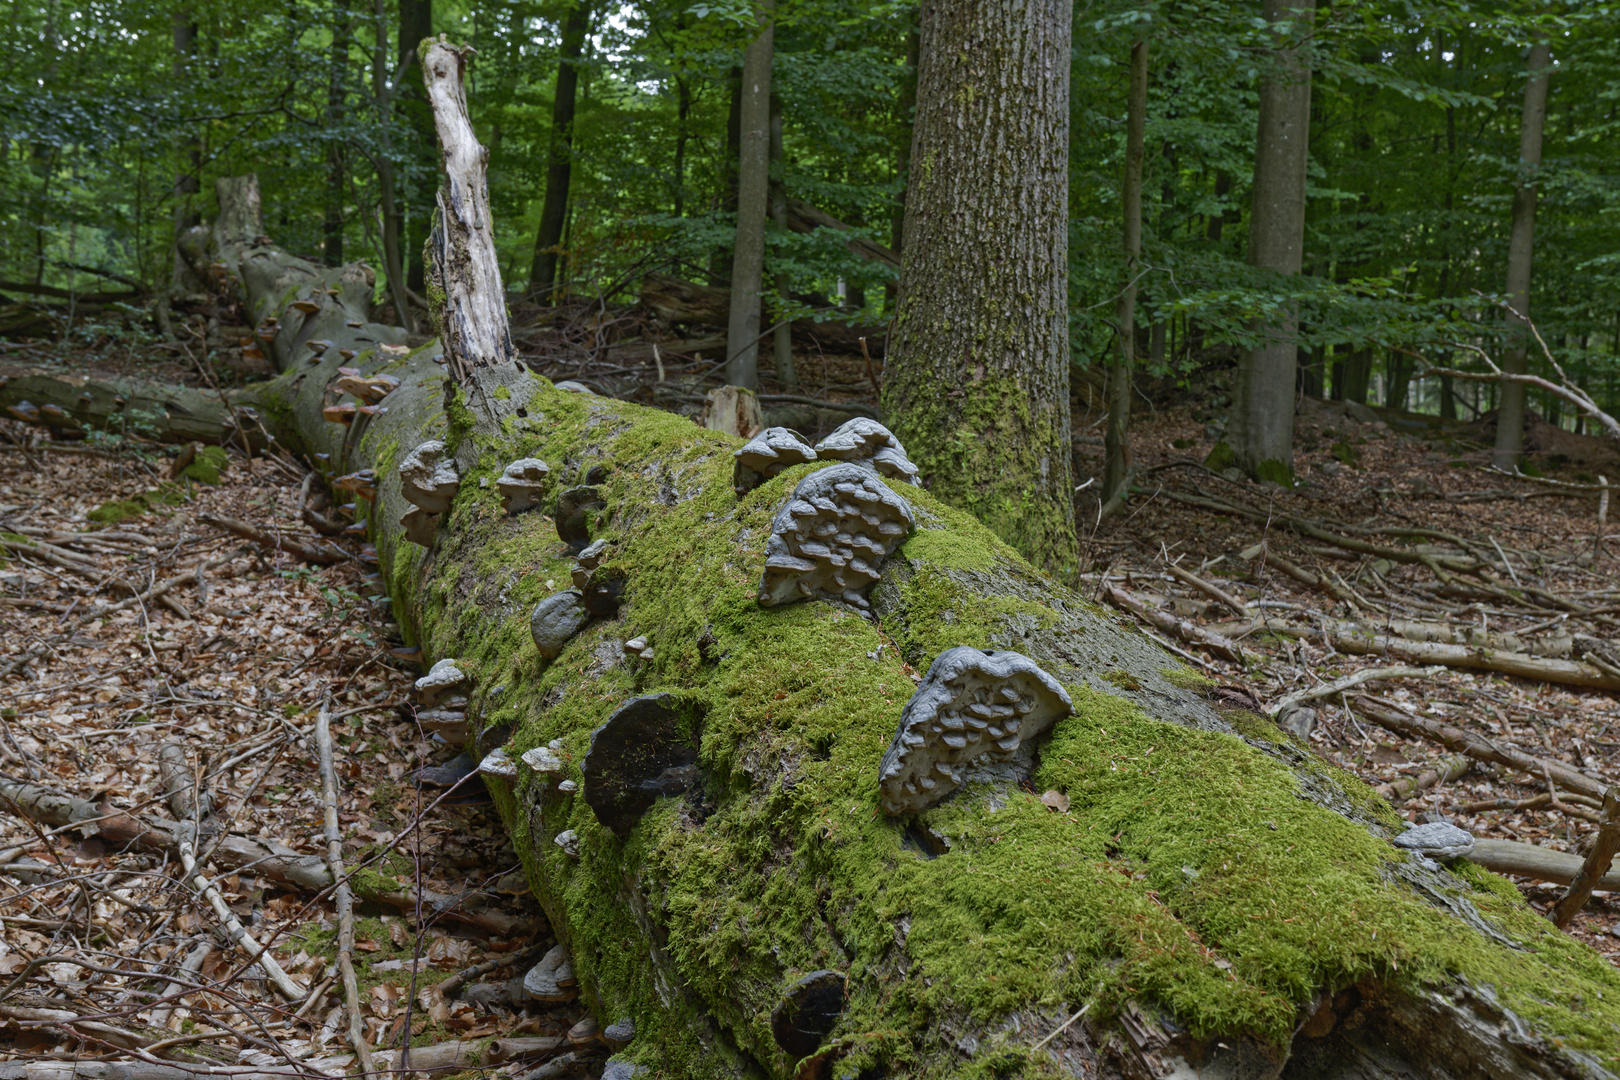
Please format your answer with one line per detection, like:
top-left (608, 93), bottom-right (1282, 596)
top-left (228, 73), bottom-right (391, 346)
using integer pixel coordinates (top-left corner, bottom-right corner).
top-left (883, 0), bottom-right (1076, 573)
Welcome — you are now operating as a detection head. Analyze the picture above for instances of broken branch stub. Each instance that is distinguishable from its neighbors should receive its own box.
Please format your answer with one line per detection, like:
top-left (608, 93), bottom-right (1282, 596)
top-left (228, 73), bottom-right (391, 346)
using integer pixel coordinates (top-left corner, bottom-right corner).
top-left (581, 693), bottom-right (700, 838)
top-left (878, 647), bottom-right (1073, 815)
top-left (733, 426), bottom-right (817, 496)
top-left (421, 38), bottom-right (517, 385)
top-left (757, 463), bottom-right (915, 609)
top-left (814, 417), bottom-right (921, 486)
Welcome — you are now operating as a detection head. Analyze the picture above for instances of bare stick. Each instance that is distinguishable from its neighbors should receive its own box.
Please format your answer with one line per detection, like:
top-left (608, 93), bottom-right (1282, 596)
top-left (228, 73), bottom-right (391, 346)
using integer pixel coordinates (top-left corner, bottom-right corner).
top-left (1549, 787), bottom-right (1620, 928)
top-left (1103, 581), bottom-right (1245, 664)
top-left (1266, 665), bottom-right (1443, 718)
top-left (317, 695), bottom-right (379, 1078)
top-left (176, 835), bottom-right (306, 1002)
top-left (197, 513), bottom-right (348, 565)
top-left (1166, 562), bottom-right (1251, 619)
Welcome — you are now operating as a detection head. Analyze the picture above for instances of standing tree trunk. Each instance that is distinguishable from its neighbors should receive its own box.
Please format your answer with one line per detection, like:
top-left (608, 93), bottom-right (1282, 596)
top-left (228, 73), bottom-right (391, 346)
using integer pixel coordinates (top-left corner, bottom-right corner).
top-left (373, 0), bottom-right (411, 328)
top-left (886, 27), bottom-right (920, 311)
top-left (724, 4), bottom-right (773, 390)
top-left (169, 14), bottom-right (203, 295)
top-left (767, 92), bottom-right (795, 390)
top-left (1224, 0), bottom-right (1315, 485)
top-left (1102, 37), bottom-right (1148, 516)
top-left (323, 0), bottom-right (353, 268)
top-left (883, 0), bottom-right (1076, 572)
top-left (528, 0), bottom-right (592, 302)
top-left (1493, 39), bottom-right (1553, 471)
top-left (399, 0), bottom-right (434, 292)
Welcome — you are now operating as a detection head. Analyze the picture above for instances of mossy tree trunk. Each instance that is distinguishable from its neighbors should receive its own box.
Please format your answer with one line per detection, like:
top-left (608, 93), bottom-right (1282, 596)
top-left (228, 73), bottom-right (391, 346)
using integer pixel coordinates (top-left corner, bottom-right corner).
top-left (882, 0), bottom-right (1077, 575)
top-left (168, 162), bottom-right (1620, 1080)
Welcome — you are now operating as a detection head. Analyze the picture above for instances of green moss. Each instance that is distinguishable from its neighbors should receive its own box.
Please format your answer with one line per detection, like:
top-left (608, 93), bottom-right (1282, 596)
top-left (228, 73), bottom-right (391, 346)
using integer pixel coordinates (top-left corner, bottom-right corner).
top-left (362, 380), bottom-right (1620, 1077)
top-left (87, 498), bottom-right (149, 525)
top-left (1103, 669), bottom-right (1142, 691)
top-left (493, 385), bottom-right (511, 401)
top-left (1254, 458), bottom-right (1293, 487)
top-left (180, 444), bottom-right (230, 484)
top-left (1204, 441), bottom-right (1236, 472)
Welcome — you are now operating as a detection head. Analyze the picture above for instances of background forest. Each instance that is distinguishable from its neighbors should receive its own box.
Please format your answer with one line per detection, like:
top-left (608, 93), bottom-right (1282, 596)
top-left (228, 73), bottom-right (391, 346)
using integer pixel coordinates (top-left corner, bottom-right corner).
top-left (4, 0), bottom-right (1620, 425)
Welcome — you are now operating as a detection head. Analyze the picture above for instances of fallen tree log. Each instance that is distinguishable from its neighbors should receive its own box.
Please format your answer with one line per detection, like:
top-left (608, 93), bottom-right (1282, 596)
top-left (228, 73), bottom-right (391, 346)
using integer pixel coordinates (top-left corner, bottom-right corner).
top-left (182, 155), bottom-right (1620, 1079)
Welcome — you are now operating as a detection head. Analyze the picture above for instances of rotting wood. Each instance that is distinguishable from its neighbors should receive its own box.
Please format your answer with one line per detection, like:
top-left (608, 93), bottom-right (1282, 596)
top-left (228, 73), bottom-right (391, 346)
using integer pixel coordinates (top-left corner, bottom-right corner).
top-left (1466, 837), bottom-right (1620, 892)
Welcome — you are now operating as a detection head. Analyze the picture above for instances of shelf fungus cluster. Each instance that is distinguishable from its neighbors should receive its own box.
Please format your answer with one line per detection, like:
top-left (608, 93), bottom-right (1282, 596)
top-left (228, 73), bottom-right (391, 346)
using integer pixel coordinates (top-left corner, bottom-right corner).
top-left (399, 440), bottom-right (461, 546)
top-left (758, 463), bottom-right (915, 609)
top-left (498, 458), bottom-right (550, 514)
top-left (332, 371), bottom-right (399, 406)
top-left (877, 648), bottom-right (1073, 815)
top-left (814, 418), bottom-right (920, 486)
top-left (732, 427), bottom-right (818, 496)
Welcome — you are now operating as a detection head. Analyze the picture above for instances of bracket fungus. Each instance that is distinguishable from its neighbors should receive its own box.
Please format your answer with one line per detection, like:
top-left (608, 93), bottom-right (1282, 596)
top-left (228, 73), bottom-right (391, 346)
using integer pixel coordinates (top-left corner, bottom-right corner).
top-left (813, 418), bottom-right (921, 486)
top-left (333, 372), bottom-right (399, 405)
top-left (877, 647), bottom-right (1073, 815)
top-left (770, 970), bottom-right (847, 1058)
top-left (1393, 821), bottom-right (1475, 860)
top-left (288, 299), bottom-right (321, 316)
top-left (321, 402), bottom-right (357, 425)
top-left (478, 747), bottom-right (518, 780)
top-left (414, 658), bottom-right (469, 709)
top-left (732, 427), bottom-right (817, 496)
top-left (530, 590), bottom-right (589, 660)
top-left (401, 507), bottom-right (438, 546)
top-left (498, 458), bottom-right (550, 514)
top-left (306, 339), bottom-right (333, 356)
top-left (555, 486), bottom-right (605, 552)
top-left (581, 694), bottom-right (699, 838)
top-left (757, 463), bottom-right (915, 609)
top-left (524, 944), bottom-right (578, 1002)
top-left (400, 440), bottom-right (461, 514)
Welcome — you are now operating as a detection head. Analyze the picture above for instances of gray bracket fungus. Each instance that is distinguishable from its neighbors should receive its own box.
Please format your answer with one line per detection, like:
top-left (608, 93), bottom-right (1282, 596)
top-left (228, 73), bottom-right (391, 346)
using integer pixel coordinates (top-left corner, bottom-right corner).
top-left (813, 418), bottom-right (920, 486)
top-left (1393, 821), bottom-right (1475, 860)
top-left (758, 463), bottom-right (915, 610)
top-left (878, 647), bottom-right (1073, 816)
top-left (400, 506), bottom-right (439, 547)
top-left (477, 747), bottom-right (518, 780)
top-left (581, 693), bottom-right (700, 838)
top-left (530, 590), bottom-right (590, 659)
top-left (399, 440), bottom-right (461, 514)
top-left (523, 943), bottom-right (578, 1002)
top-left (498, 458), bottom-right (550, 514)
top-left (521, 745), bottom-right (565, 775)
top-left (733, 426), bottom-right (817, 496)
top-left (414, 659), bottom-right (468, 709)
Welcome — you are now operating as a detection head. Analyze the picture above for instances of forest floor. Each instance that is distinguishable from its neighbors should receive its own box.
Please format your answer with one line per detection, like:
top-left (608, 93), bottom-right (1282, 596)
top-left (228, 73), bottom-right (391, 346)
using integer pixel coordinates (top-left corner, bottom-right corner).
top-left (3, 313), bottom-right (1620, 1073)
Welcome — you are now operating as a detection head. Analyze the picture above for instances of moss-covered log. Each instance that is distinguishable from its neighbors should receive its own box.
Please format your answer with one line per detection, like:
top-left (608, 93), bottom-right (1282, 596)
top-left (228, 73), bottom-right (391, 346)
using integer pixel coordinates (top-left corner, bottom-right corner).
top-left (146, 177), bottom-right (1620, 1078)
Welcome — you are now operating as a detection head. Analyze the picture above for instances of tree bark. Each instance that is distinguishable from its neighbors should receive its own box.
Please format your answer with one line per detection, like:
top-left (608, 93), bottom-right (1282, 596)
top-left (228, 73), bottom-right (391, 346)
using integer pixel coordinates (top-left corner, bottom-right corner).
top-left (528, 0), bottom-right (592, 302)
top-left (1103, 38), bottom-right (1148, 512)
top-left (767, 92), bottom-right (795, 391)
top-left (398, 0), bottom-right (434, 293)
top-left (323, 0), bottom-right (353, 268)
top-left (373, 0), bottom-right (411, 328)
top-left (1226, 0), bottom-right (1315, 484)
top-left (883, 0), bottom-right (1077, 573)
top-left (887, 27), bottom-right (920, 310)
top-left (725, 4), bottom-right (774, 390)
top-left (1492, 39), bottom-right (1552, 471)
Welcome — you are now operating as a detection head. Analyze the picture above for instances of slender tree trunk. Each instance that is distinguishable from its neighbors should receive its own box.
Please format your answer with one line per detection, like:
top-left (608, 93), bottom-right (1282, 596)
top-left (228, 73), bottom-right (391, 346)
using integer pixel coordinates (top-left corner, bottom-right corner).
top-left (374, 0), bottom-right (410, 328)
top-left (170, 14), bottom-right (202, 294)
top-left (707, 66), bottom-right (744, 285)
top-left (528, 0), bottom-right (591, 302)
top-left (673, 74), bottom-right (691, 217)
top-left (399, 0), bottom-right (433, 292)
top-left (884, 0), bottom-right (1076, 572)
top-left (724, 4), bottom-right (773, 389)
top-left (1226, 0), bottom-right (1315, 484)
top-left (1103, 38), bottom-right (1148, 512)
top-left (767, 92), bottom-right (795, 390)
top-left (887, 27), bottom-right (920, 310)
top-left (323, 0), bottom-right (352, 268)
top-left (1493, 39), bottom-right (1552, 470)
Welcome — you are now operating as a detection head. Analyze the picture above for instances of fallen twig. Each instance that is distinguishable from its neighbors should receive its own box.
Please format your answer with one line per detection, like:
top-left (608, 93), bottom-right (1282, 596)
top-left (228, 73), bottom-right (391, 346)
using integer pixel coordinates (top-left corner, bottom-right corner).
top-left (317, 695), bottom-right (379, 1079)
top-left (1549, 787), bottom-right (1620, 928)
top-left (1103, 582), bottom-right (1245, 664)
top-left (197, 512), bottom-right (349, 565)
top-left (1267, 664), bottom-right (1443, 718)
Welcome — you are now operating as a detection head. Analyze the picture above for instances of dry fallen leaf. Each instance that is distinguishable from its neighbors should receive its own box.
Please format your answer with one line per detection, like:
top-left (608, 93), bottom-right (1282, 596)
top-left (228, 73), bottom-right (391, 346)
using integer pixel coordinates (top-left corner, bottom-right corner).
top-left (1041, 790), bottom-right (1070, 813)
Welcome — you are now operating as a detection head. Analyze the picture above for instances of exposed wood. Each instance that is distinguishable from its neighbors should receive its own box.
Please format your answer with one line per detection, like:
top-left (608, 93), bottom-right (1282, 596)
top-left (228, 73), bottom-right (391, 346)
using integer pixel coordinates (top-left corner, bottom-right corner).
top-left (1103, 582), bottom-right (1246, 663)
top-left (197, 511), bottom-right (350, 565)
top-left (1373, 755), bottom-right (1471, 803)
top-left (1466, 837), bottom-right (1620, 892)
top-left (700, 385), bottom-right (763, 439)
